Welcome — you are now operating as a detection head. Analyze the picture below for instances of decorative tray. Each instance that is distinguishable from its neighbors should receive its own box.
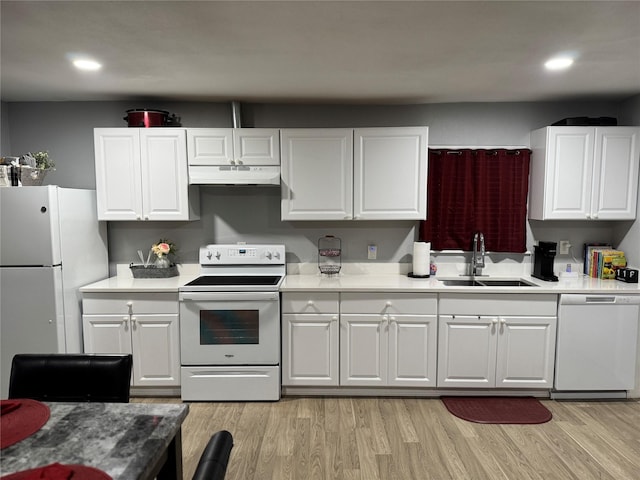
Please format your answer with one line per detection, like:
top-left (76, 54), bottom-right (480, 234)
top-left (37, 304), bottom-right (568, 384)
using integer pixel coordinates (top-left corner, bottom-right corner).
top-left (129, 263), bottom-right (178, 278)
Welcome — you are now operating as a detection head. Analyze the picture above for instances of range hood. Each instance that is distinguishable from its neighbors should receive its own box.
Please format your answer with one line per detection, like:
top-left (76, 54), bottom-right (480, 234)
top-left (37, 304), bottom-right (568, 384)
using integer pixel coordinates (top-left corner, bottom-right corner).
top-left (187, 101), bottom-right (281, 186)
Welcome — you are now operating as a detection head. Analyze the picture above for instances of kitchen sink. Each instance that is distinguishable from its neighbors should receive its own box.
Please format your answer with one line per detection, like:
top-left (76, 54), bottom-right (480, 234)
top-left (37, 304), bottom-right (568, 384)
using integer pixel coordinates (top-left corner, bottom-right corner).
top-left (439, 279), bottom-right (484, 286)
top-left (438, 277), bottom-right (539, 287)
top-left (479, 279), bottom-right (539, 287)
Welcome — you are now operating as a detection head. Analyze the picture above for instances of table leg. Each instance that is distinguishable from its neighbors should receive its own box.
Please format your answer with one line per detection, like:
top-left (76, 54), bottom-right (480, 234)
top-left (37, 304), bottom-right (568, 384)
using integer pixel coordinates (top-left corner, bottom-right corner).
top-left (157, 428), bottom-right (183, 480)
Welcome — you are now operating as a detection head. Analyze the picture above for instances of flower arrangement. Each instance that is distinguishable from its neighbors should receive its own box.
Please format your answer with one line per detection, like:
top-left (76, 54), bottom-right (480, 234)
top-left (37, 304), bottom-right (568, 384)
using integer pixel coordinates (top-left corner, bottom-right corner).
top-left (152, 239), bottom-right (177, 259)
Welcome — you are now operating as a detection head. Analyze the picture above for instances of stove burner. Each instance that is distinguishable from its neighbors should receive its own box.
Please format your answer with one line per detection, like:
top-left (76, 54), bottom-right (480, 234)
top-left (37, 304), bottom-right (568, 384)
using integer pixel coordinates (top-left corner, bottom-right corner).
top-left (184, 275), bottom-right (282, 287)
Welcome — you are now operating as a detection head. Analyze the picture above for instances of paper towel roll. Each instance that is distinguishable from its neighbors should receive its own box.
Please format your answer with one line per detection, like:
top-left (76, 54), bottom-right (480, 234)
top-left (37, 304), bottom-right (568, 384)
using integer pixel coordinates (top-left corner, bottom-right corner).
top-left (412, 241), bottom-right (431, 276)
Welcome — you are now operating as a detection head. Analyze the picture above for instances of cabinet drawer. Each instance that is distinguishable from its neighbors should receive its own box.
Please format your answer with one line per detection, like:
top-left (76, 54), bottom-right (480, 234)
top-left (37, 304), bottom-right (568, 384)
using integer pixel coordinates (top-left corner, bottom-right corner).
top-left (82, 293), bottom-right (179, 315)
top-left (341, 292), bottom-right (437, 314)
top-left (282, 292), bottom-right (339, 314)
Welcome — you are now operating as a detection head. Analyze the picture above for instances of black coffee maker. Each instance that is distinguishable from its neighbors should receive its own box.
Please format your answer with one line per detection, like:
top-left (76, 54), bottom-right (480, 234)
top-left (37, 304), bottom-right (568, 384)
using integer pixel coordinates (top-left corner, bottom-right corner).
top-left (532, 241), bottom-right (559, 282)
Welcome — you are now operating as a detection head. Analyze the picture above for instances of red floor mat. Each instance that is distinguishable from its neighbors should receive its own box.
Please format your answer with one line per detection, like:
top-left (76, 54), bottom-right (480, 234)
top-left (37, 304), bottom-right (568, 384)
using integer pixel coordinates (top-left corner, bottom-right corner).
top-left (441, 396), bottom-right (552, 424)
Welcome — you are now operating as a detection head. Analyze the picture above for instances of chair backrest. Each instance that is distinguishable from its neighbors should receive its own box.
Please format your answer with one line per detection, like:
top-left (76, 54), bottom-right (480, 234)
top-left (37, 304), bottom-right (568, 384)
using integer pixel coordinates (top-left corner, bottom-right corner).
top-left (8, 353), bottom-right (133, 403)
top-left (192, 430), bottom-right (234, 480)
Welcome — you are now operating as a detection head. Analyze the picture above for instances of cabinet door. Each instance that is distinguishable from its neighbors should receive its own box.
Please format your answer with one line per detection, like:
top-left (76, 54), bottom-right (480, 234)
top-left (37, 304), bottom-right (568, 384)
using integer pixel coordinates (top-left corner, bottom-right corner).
top-left (437, 315), bottom-right (497, 388)
top-left (281, 129), bottom-right (353, 220)
top-left (130, 314), bottom-right (180, 387)
top-left (282, 313), bottom-right (339, 386)
top-left (495, 316), bottom-right (556, 388)
top-left (543, 127), bottom-right (594, 219)
top-left (388, 314), bottom-right (437, 387)
top-left (139, 129), bottom-right (191, 220)
top-left (340, 314), bottom-right (387, 386)
top-left (82, 315), bottom-right (132, 355)
top-left (353, 127), bottom-right (428, 220)
top-left (187, 128), bottom-right (233, 165)
top-left (592, 127), bottom-right (640, 220)
top-left (94, 129), bottom-right (143, 220)
top-left (234, 129), bottom-right (280, 165)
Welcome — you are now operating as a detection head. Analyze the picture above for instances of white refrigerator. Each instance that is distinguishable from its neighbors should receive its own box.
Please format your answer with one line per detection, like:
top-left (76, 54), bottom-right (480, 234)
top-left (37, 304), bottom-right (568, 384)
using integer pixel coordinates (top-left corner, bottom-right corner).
top-left (0, 186), bottom-right (109, 397)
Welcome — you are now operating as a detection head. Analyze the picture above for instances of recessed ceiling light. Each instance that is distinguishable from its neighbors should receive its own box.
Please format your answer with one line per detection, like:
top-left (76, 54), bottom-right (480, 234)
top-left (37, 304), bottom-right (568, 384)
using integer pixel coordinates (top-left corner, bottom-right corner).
top-left (72, 58), bottom-right (102, 71)
top-left (544, 56), bottom-right (574, 71)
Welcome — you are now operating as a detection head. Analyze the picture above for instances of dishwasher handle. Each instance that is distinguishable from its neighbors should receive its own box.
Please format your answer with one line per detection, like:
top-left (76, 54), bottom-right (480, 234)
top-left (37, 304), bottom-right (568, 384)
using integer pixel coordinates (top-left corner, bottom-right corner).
top-left (560, 294), bottom-right (640, 305)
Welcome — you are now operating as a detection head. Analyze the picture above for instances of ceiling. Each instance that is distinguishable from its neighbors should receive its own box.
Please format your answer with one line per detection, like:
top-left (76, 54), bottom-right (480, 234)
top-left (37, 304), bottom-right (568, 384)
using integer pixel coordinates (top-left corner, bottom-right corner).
top-left (1, 0), bottom-right (639, 104)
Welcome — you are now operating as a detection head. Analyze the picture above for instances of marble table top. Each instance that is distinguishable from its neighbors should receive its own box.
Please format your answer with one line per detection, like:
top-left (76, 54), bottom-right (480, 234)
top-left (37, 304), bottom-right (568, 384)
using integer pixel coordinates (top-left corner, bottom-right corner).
top-left (1, 402), bottom-right (189, 480)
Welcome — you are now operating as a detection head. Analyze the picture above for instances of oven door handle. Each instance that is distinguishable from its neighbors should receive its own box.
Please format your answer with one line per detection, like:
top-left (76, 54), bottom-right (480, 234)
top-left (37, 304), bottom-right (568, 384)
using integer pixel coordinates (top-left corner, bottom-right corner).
top-left (179, 291), bottom-right (279, 302)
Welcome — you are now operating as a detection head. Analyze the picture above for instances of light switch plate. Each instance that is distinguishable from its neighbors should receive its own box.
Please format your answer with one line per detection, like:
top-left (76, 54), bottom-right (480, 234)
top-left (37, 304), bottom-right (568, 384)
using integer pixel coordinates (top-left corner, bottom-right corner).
top-left (368, 244), bottom-right (377, 260)
top-left (559, 240), bottom-right (571, 255)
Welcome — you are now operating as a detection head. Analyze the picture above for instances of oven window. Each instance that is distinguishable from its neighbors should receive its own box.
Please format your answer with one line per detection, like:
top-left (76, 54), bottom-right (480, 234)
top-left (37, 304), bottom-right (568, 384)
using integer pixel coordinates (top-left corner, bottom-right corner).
top-left (200, 310), bottom-right (259, 345)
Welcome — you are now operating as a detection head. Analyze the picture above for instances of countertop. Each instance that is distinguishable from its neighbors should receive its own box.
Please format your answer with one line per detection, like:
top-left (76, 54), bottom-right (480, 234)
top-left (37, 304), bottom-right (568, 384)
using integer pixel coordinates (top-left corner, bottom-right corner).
top-left (79, 263), bottom-right (640, 294)
top-left (280, 272), bottom-right (640, 293)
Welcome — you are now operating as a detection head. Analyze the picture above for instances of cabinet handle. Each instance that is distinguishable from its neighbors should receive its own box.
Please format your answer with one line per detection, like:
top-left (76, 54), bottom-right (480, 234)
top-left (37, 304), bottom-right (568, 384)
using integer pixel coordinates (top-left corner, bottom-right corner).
top-left (131, 316), bottom-right (137, 325)
top-left (122, 316), bottom-right (128, 326)
top-left (492, 318), bottom-right (498, 324)
top-left (48, 319), bottom-right (53, 324)
top-left (307, 300), bottom-right (314, 306)
top-left (386, 301), bottom-right (392, 307)
top-left (332, 316), bottom-right (338, 322)
top-left (500, 318), bottom-right (506, 325)
top-left (586, 214), bottom-right (591, 219)
top-left (389, 316), bottom-right (396, 323)
top-left (592, 213), bottom-right (598, 219)
top-left (229, 159), bottom-right (235, 165)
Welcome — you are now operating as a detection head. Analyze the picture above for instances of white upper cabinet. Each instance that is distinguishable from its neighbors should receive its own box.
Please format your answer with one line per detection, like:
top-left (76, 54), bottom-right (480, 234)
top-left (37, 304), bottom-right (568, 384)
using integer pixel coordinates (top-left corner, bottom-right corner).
top-left (281, 129), bottom-right (354, 220)
top-left (529, 126), bottom-right (640, 220)
top-left (94, 128), bottom-right (198, 221)
top-left (354, 127), bottom-right (428, 220)
top-left (281, 127), bottom-right (428, 221)
top-left (187, 128), bottom-right (280, 166)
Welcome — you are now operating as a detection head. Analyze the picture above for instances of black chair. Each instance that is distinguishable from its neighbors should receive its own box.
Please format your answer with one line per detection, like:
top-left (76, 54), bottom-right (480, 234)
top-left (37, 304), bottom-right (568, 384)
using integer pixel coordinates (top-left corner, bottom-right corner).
top-left (192, 430), bottom-right (234, 480)
top-left (8, 353), bottom-right (133, 403)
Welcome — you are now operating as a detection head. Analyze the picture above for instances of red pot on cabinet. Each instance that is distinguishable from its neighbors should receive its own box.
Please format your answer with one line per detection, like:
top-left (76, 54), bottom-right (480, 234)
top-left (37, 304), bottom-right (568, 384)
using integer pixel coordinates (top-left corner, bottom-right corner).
top-left (123, 109), bottom-right (169, 128)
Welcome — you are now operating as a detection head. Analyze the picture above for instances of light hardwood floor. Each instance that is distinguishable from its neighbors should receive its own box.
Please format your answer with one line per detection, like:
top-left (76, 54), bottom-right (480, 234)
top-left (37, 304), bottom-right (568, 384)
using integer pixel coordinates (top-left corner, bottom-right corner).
top-left (134, 396), bottom-right (640, 480)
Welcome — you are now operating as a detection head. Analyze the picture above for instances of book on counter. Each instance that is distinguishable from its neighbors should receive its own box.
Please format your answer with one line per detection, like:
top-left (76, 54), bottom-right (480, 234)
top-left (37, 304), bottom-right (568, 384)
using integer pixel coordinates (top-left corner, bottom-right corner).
top-left (583, 243), bottom-right (626, 279)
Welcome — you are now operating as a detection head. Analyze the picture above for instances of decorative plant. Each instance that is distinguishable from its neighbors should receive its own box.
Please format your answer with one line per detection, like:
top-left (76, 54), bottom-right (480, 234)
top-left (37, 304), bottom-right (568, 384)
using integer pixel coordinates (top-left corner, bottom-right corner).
top-left (152, 239), bottom-right (178, 259)
top-left (30, 151), bottom-right (56, 170)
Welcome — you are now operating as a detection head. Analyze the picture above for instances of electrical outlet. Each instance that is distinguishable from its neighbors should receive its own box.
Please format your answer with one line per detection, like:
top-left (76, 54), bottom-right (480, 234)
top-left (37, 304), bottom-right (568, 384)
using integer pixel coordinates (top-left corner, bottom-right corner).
top-left (368, 244), bottom-right (377, 260)
top-left (559, 240), bottom-right (571, 255)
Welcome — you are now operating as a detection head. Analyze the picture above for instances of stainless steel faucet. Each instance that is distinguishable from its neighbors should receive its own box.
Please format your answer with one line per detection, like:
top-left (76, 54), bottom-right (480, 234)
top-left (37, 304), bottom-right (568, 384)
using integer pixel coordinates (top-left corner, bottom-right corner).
top-left (471, 232), bottom-right (485, 276)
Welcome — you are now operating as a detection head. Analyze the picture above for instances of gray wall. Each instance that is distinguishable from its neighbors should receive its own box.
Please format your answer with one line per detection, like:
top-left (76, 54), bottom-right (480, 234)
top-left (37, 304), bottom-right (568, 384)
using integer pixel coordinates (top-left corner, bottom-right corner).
top-left (2, 98), bottom-right (639, 269)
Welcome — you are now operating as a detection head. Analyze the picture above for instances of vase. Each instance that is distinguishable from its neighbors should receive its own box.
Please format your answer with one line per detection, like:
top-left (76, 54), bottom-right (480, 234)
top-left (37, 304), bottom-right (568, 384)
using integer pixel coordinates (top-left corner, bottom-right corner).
top-left (154, 256), bottom-right (171, 269)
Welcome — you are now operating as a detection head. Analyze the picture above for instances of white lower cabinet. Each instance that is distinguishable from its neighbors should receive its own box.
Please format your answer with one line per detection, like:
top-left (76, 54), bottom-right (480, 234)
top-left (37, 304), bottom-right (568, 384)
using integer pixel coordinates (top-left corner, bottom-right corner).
top-left (282, 292), bottom-right (340, 386)
top-left (437, 294), bottom-right (557, 389)
top-left (340, 293), bottom-right (437, 387)
top-left (82, 293), bottom-right (180, 387)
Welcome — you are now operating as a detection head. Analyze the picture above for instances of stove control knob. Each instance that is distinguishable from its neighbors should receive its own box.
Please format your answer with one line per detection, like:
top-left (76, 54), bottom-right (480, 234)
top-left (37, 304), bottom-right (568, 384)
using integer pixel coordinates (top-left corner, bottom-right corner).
top-left (265, 251), bottom-right (273, 260)
top-left (215, 251), bottom-right (221, 260)
top-left (206, 250), bottom-right (213, 260)
top-left (274, 251), bottom-right (281, 260)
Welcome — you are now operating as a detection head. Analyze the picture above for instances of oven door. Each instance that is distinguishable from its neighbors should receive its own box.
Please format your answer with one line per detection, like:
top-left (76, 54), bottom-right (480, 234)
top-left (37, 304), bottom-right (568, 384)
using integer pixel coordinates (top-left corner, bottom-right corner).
top-left (179, 291), bottom-right (280, 365)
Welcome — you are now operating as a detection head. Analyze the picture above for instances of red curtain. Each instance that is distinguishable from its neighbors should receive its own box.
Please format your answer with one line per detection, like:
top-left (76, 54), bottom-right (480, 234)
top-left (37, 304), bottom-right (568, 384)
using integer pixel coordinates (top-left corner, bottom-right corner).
top-left (419, 149), bottom-right (530, 252)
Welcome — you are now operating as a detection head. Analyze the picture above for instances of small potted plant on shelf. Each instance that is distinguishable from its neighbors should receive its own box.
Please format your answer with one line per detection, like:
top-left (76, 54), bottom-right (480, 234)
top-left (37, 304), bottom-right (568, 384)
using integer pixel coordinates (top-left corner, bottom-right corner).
top-left (19, 151), bottom-right (56, 186)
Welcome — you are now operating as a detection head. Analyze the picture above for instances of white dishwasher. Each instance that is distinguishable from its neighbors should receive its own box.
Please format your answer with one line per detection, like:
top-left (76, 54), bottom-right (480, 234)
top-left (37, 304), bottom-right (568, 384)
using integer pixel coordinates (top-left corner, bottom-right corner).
top-left (554, 294), bottom-right (640, 399)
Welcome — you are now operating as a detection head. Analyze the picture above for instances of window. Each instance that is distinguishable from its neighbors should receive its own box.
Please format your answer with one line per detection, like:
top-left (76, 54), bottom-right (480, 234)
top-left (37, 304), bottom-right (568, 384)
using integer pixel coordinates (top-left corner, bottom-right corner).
top-left (419, 149), bottom-right (530, 252)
